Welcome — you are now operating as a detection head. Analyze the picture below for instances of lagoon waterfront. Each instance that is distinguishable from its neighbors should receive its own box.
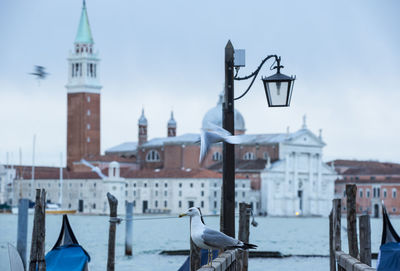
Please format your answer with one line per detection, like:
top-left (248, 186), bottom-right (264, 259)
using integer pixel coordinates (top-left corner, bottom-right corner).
top-left (0, 214), bottom-right (397, 271)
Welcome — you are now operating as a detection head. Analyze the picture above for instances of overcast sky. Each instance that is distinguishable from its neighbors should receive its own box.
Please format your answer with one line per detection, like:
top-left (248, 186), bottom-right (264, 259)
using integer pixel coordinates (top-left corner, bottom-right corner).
top-left (0, 0), bottom-right (399, 166)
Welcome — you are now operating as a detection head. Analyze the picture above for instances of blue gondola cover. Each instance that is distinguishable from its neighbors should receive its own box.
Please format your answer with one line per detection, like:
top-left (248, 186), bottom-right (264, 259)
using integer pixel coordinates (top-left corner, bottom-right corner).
top-left (45, 215), bottom-right (90, 271)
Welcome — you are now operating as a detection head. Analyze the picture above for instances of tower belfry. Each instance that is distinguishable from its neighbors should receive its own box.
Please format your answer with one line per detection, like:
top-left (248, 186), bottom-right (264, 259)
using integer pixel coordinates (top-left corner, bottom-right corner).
top-left (66, 0), bottom-right (101, 169)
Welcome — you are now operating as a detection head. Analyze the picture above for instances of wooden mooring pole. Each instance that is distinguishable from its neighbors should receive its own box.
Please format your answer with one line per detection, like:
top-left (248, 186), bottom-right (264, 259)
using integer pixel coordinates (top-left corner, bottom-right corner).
top-left (330, 198), bottom-right (343, 271)
top-left (17, 198), bottom-right (29, 269)
top-left (125, 201), bottom-right (133, 256)
top-left (359, 215), bottom-right (371, 266)
top-left (29, 189), bottom-right (46, 271)
top-left (238, 202), bottom-right (251, 271)
top-left (346, 184), bottom-right (359, 259)
top-left (107, 192), bottom-right (118, 271)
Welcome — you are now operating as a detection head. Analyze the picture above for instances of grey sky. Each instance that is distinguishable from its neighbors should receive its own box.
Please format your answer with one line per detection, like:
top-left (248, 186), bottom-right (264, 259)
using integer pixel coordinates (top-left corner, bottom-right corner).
top-left (0, 0), bottom-right (399, 166)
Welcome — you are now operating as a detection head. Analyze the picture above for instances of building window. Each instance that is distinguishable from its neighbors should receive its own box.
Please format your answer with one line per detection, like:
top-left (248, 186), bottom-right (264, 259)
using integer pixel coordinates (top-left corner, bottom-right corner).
top-left (164, 191), bottom-right (167, 196)
top-left (393, 208), bottom-right (397, 212)
top-left (87, 96), bottom-right (91, 102)
top-left (214, 201), bottom-right (217, 208)
top-left (87, 124), bottom-right (91, 130)
top-left (164, 183), bottom-right (168, 188)
top-left (201, 191), bottom-right (204, 197)
top-left (133, 200), bottom-right (136, 207)
top-left (87, 110), bottom-right (91, 116)
top-left (212, 152), bottom-right (222, 161)
top-left (190, 183), bottom-right (193, 188)
top-left (242, 192), bottom-right (245, 197)
top-left (155, 183), bottom-right (159, 188)
top-left (242, 184), bottom-right (245, 188)
top-left (68, 203), bottom-right (71, 208)
top-left (359, 189), bottom-right (363, 198)
top-left (243, 152), bottom-right (255, 160)
top-left (155, 201), bottom-right (158, 208)
top-left (164, 201), bottom-right (167, 208)
top-left (93, 203), bottom-right (96, 209)
top-left (366, 189), bottom-right (370, 198)
top-left (146, 150), bottom-right (161, 162)
top-left (133, 183), bottom-right (136, 187)
top-left (179, 191), bottom-right (182, 197)
top-left (94, 183), bottom-right (96, 187)
top-left (133, 191), bottom-right (136, 196)
top-left (214, 183), bottom-right (217, 187)
top-left (178, 201), bottom-right (182, 208)
top-left (87, 137), bottom-right (90, 143)
top-left (155, 191), bottom-right (158, 196)
top-left (393, 189), bottom-right (397, 198)
top-left (263, 152), bottom-right (269, 160)
top-left (201, 183), bottom-right (204, 188)
top-left (214, 191), bottom-right (217, 197)
top-left (179, 183), bottom-right (182, 188)
top-left (383, 189), bottom-right (387, 198)
top-left (201, 201), bottom-right (204, 208)
top-left (144, 183), bottom-right (147, 188)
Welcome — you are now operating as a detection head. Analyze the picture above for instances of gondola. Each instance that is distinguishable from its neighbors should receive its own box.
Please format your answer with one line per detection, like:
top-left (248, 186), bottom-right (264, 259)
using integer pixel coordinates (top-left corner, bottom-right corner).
top-left (377, 205), bottom-right (400, 271)
top-left (45, 215), bottom-right (90, 271)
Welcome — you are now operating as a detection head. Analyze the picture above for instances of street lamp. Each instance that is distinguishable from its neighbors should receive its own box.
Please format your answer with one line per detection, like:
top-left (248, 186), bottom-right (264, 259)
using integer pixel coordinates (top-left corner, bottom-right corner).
top-left (221, 40), bottom-right (295, 238)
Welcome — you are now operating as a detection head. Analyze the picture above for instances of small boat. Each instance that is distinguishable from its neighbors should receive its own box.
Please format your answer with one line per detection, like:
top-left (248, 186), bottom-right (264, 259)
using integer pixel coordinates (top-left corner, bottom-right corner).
top-left (46, 203), bottom-right (77, 214)
top-left (45, 215), bottom-right (90, 271)
top-left (377, 205), bottom-right (400, 271)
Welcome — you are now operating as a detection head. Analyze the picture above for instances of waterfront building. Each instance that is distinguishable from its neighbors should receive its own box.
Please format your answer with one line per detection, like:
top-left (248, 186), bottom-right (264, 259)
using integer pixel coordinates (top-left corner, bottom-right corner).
top-left (0, 165), bottom-right (15, 205)
top-left (332, 160), bottom-right (400, 217)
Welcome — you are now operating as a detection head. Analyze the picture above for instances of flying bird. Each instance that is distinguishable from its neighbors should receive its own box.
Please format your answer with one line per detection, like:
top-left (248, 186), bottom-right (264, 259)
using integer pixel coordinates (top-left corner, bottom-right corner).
top-left (80, 159), bottom-right (106, 179)
top-left (199, 122), bottom-right (245, 163)
top-left (30, 65), bottom-right (49, 80)
top-left (179, 207), bottom-right (257, 266)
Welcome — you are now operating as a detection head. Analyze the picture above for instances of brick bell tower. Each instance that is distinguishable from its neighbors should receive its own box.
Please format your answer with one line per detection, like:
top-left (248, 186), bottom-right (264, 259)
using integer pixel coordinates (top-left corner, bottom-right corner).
top-left (66, 0), bottom-right (102, 169)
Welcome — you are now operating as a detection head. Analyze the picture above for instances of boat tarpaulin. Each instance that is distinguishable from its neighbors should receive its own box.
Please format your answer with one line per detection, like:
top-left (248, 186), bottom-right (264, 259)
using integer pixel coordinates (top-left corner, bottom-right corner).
top-left (45, 215), bottom-right (90, 271)
top-left (377, 205), bottom-right (400, 271)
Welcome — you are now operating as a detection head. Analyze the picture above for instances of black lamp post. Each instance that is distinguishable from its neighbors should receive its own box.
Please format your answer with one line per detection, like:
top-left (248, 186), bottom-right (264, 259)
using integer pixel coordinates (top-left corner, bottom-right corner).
top-left (221, 40), bottom-right (295, 237)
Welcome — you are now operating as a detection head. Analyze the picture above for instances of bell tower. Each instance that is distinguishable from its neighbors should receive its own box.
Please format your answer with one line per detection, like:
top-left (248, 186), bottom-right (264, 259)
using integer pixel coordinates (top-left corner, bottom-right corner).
top-left (66, 0), bottom-right (102, 169)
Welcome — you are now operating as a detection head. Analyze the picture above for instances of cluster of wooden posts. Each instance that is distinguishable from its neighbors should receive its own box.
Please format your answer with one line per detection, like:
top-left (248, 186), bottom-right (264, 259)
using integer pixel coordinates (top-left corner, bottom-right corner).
top-left (16, 189), bottom-right (134, 271)
top-left (329, 184), bottom-right (376, 271)
top-left (191, 203), bottom-right (252, 271)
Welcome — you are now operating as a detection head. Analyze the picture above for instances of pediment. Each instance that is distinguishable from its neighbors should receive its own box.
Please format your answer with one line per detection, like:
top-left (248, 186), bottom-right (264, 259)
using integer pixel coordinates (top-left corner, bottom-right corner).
top-left (286, 129), bottom-right (325, 147)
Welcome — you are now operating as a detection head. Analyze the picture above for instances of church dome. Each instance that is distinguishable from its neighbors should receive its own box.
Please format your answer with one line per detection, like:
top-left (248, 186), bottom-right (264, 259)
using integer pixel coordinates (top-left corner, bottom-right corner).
top-left (202, 93), bottom-right (246, 133)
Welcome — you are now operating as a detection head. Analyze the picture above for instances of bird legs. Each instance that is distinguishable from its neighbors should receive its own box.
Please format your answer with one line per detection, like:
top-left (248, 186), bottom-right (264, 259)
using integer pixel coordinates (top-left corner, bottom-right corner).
top-left (207, 249), bottom-right (213, 267)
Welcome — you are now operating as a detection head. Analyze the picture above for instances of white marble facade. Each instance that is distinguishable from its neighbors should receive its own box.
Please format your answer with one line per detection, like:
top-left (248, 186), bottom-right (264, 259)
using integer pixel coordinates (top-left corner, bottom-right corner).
top-left (261, 128), bottom-right (337, 216)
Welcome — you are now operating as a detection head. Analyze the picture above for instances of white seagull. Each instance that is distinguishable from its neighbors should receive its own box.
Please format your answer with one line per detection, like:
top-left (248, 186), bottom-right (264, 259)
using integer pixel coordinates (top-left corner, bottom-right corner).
top-left (199, 123), bottom-right (246, 163)
top-left (80, 159), bottom-right (107, 179)
top-left (179, 207), bottom-right (257, 266)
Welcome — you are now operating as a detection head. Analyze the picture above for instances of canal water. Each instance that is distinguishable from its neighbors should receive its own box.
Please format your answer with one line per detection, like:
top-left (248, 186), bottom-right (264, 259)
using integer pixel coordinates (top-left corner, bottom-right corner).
top-left (0, 214), bottom-right (397, 270)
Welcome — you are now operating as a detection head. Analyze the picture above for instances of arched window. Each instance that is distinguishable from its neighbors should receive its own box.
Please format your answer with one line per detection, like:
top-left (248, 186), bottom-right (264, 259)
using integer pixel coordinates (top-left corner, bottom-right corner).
top-left (263, 152), bottom-right (269, 160)
top-left (146, 150), bottom-right (160, 162)
top-left (393, 189), bottom-right (397, 198)
top-left (212, 151), bottom-right (222, 161)
top-left (243, 152), bottom-right (255, 160)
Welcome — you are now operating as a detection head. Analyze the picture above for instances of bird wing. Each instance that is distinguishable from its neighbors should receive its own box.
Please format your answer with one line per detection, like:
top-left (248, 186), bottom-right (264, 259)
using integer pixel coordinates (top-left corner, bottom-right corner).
top-left (81, 159), bottom-right (106, 179)
top-left (207, 122), bottom-right (232, 137)
top-left (199, 130), bottom-right (226, 163)
top-left (201, 227), bottom-right (240, 249)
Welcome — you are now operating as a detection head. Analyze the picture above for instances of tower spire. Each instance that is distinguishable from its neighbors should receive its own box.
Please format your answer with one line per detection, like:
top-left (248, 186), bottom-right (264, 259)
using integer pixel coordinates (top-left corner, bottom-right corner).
top-left (75, 0), bottom-right (94, 44)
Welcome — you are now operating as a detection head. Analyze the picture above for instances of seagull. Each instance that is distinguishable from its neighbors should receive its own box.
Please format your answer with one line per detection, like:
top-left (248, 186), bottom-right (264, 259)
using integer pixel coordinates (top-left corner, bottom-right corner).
top-left (199, 122), bottom-right (246, 163)
top-left (179, 207), bottom-right (257, 266)
top-left (80, 159), bottom-right (106, 179)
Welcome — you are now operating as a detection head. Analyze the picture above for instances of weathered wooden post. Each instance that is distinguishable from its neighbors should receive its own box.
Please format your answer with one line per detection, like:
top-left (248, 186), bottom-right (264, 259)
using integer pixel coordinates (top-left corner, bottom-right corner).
top-left (29, 189), bottom-right (46, 271)
top-left (17, 198), bottom-right (29, 268)
top-left (346, 184), bottom-right (359, 259)
top-left (190, 237), bottom-right (201, 271)
top-left (332, 198), bottom-right (344, 271)
top-left (125, 201), bottom-right (133, 256)
top-left (359, 215), bottom-right (371, 266)
top-left (329, 210), bottom-right (335, 271)
top-left (238, 202), bottom-right (251, 271)
top-left (107, 192), bottom-right (118, 271)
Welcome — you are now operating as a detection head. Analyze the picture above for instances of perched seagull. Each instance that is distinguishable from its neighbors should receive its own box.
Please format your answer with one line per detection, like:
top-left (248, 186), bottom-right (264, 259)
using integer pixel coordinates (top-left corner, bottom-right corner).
top-left (179, 207), bottom-right (257, 266)
top-left (80, 159), bottom-right (106, 179)
top-left (199, 123), bottom-right (245, 163)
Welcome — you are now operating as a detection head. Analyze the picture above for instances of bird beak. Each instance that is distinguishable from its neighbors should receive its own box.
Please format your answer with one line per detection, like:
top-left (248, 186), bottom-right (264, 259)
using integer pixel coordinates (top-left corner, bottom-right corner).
top-left (179, 213), bottom-right (187, 218)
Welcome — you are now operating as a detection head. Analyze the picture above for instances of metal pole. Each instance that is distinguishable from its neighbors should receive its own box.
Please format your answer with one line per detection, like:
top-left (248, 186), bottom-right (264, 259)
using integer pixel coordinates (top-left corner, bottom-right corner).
top-left (17, 198), bottom-right (29, 269)
top-left (125, 201), bottom-right (133, 256)
top-left (221, 40), bottom-right (236, 238)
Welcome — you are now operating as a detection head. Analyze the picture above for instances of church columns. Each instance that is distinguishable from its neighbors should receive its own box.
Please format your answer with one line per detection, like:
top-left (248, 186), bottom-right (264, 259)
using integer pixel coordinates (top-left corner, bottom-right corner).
top-left (317, 153), bottom-right (322, 214)
top-left (284, 153), bottom-right (290, 215)
top-left (293, 152), bottom-right (298, 214)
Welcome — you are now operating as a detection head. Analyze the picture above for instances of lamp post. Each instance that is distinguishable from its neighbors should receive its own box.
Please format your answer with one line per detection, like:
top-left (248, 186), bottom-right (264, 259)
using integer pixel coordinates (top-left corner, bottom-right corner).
top-left (221, 40), bottom-right (295, 237)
